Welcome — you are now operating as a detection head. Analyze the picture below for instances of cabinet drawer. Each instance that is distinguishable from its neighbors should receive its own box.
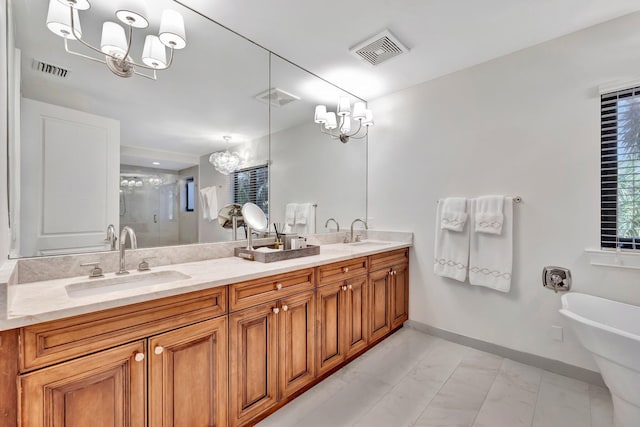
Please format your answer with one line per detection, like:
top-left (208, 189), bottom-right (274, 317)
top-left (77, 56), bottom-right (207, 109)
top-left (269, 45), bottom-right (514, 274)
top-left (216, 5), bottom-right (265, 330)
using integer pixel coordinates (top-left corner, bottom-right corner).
top-left (21, 285), bottom-right (227, 372)
top-left (369, 248), bottom-right (409, 271)
top-left (229, 269), bottom-right (314, 312)
top-left (317, 257), bottom-right (367, 286)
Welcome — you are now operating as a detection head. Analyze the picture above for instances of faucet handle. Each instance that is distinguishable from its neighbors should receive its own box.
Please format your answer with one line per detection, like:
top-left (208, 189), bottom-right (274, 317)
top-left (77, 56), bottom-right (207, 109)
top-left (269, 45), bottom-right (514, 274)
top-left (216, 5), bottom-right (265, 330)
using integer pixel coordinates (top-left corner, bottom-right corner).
top-left (138, 257), bottom-right (156, 272)
top-left (80, 262), bottom-right (104, 279)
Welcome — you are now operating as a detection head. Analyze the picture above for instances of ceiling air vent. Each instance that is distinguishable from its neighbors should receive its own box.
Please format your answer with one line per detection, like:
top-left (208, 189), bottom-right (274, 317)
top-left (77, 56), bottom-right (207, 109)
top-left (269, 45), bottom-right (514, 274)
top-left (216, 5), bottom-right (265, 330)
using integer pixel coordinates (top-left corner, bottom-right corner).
top-left (32, 59), bottom-right (70, 78)
top-left (349, 30), bottom-right (409, 66)
top-left (254, 88), bottom-right (300, 108)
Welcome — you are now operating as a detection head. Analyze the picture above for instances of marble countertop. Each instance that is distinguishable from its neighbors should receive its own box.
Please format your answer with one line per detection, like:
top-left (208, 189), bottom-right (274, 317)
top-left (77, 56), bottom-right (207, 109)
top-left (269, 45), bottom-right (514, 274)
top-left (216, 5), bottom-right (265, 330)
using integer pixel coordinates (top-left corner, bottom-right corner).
top-left (1, 239), bottom-right (411, 331)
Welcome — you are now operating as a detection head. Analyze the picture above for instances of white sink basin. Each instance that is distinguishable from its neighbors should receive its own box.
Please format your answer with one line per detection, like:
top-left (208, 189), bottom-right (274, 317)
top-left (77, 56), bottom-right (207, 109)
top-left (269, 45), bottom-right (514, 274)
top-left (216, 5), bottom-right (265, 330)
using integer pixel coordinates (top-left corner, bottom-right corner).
top-left (66, 270), bottom-right (191, 298)
top-left (347, 240), bottom-right (394, 247)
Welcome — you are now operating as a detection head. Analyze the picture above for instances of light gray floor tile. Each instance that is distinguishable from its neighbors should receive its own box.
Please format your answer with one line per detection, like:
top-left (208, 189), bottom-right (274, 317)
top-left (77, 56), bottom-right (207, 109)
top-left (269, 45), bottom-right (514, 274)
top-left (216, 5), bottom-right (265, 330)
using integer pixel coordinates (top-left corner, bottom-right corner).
top-left (531, 371), bottom-right (591, 427)
top-left (589, 384), bottom-right (614, 427)
top-left (472, 359), bottom-right (542, 427)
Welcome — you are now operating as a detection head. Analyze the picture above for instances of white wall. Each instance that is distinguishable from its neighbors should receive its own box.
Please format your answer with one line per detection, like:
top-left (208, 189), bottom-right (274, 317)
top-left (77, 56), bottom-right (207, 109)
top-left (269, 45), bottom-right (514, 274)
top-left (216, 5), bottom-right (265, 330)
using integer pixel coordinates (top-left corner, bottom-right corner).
top-left (0, 0), bottom-right (10, 266)
top-left (369, 12), bottom-right (640, 371)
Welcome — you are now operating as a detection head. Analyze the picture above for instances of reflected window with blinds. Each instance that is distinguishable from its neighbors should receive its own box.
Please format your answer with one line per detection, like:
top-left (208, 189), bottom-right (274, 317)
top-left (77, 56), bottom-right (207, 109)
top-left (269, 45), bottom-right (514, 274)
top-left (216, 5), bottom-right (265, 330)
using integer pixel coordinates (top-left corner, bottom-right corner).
top-left (601, 86), bottom-right (640, 249)
top-left (232, 164), bottom-right (269, 218)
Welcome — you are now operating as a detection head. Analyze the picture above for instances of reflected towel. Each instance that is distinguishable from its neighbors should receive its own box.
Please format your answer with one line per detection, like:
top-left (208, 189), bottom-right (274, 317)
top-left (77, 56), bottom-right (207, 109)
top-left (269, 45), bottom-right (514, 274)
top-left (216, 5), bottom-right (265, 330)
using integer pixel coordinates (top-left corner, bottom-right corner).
top-left (469, 197), bottom-right (513, 292)
top-left (295, 203), bottom-right (313, 225)
top-left (199, 186), bottom-right (218, 222)
top-left (434, 198), bottom-right (469, 282)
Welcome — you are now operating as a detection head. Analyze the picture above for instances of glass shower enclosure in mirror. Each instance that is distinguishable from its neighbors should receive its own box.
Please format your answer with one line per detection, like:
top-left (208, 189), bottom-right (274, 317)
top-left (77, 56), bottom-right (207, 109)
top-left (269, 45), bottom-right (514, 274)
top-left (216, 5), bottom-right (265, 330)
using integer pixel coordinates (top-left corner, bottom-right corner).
top-left (268, 55), bottom-right (368, 236)
top-left (7, 0), bottom-right (269, 257)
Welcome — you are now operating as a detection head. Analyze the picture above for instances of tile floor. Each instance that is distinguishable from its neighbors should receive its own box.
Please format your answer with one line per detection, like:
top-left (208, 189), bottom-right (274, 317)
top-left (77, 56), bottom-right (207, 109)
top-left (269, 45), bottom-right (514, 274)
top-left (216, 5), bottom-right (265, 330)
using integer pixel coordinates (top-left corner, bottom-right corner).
top-left (257, 327), bottom-right (613, 427)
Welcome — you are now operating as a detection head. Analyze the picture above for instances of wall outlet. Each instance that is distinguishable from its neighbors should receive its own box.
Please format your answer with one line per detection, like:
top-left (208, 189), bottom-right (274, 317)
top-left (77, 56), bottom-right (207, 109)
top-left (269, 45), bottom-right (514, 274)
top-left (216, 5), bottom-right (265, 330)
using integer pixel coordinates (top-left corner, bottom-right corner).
top-left (550, 325), bottom-right (563, 342)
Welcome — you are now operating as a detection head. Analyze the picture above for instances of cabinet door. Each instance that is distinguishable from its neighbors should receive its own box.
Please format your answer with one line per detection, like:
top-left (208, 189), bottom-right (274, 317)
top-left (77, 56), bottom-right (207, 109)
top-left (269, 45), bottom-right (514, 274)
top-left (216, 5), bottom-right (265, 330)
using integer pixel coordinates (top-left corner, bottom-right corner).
top-left (316, 282), bottom-right (346, 377)
top-left (368, 269), bottom-right (392, 343)
top-left (391, 262), bottom-right (409, 329)
top-left (345, 275), bottom-right (368, 358)
top-left (278, 290), bottom-right (316, 399)
top-left (20, 341), bottom-right (146, 427)
top-left (149, 317), bottom-right (228, 427)
top-left (229, 303), bottom-right (278, 427)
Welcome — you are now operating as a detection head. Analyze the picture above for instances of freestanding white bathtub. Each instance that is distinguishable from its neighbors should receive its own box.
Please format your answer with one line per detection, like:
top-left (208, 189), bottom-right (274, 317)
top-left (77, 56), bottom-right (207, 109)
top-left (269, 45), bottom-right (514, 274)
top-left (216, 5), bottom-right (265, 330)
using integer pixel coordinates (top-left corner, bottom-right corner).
top-left (560, 292), bottom-right (640, 427)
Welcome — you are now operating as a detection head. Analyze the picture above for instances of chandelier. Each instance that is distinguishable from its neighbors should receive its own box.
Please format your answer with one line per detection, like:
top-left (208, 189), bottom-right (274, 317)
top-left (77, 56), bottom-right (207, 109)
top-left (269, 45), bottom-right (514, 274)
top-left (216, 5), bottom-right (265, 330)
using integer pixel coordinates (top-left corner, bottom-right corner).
top-left (314, 97), bottom-right (374, 143)
top-left (209, 136), bottom-right (241, 175)
top-left (45, 0), bottom-right (187, 80)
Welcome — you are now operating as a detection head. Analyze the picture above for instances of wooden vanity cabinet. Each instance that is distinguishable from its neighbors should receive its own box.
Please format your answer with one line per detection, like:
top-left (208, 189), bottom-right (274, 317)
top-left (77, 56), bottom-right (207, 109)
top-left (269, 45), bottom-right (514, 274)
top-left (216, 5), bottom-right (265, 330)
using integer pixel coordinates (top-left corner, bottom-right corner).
top-left (149, 317), bottom-right (228, 427)
top-left (20, 340), bottom-right (147, 427)
top-left (229, 285), bottom-right (315, 427)
top-left (368, 249), bottom-right (409, 343)
top-left (316, 273), bottom-right (368, 377)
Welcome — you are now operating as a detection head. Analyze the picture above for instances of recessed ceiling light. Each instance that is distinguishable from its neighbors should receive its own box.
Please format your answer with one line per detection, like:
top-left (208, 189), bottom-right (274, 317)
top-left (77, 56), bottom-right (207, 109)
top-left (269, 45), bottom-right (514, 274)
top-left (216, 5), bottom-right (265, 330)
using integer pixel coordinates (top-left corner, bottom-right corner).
top-left (152, 161), bottom-right (160, 165)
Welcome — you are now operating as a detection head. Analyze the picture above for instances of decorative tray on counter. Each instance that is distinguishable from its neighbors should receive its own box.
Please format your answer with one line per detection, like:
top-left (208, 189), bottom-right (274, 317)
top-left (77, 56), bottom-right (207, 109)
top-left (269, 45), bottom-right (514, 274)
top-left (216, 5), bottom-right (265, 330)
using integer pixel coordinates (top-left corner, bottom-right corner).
top-left (234, 244), bottom-right (320, 263)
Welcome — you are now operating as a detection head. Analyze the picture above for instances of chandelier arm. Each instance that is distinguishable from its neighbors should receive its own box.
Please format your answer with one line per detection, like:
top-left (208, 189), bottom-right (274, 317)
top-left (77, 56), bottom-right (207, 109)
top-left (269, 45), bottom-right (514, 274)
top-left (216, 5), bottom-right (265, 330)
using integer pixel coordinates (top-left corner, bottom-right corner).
top-left (67, 6), bottom-right (173, 73)
top-left (133, 68), bottom-right (157, 80)
top-left (64, 38), bottom-right (107, 65)
top-left (346, 119), bottom-right (363, 137)
top-left (123, 24), bottom-right (134, 62)
top-left (319, 125), bottom-right (340, 139)
top-left (349, 127), bottom-right (369, 140)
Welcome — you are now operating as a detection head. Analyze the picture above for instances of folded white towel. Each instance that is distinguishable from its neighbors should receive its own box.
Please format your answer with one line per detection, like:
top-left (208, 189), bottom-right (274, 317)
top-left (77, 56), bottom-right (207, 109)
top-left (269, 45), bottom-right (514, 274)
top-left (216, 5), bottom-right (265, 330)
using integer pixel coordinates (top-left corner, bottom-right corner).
top-left (295, 203), bottom-right (312, 225)
top-left (440, 197), bottom-right (468, 232)
top-left (469, 197), bottom-right (513, 292)
top-left (285, 203), bottom-right (297, 225)
top-left (474, 196), bottom-right (504, 235)
top-left (434, 198), bottom-right (469, 282)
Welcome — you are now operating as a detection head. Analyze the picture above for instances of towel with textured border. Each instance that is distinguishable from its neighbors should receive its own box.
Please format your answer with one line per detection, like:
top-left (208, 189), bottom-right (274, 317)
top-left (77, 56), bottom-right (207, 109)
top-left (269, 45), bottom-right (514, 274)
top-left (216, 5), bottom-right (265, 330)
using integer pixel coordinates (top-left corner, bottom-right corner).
top-left (469, 196), bottom-right (513, 292)
top-left (440, 197), bottom-right (468, 232)
top-left (434, 198), bottom-right (469, 282)
top-left (474, 195), bottom-right (504, 235)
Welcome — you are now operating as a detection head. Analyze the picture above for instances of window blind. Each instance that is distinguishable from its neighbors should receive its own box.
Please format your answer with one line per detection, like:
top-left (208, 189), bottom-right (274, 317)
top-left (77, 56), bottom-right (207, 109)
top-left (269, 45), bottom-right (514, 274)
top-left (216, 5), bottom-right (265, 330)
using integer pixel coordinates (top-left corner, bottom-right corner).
top-left (601, 86), bottom-right (640, 249)
top-left (232, 164), bottom-right (269, 217)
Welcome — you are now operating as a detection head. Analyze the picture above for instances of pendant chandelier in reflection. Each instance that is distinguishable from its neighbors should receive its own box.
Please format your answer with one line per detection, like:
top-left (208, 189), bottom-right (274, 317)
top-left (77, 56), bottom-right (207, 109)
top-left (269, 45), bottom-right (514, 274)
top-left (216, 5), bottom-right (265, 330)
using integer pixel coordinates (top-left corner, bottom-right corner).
top-left (210, 136), bottom-right (241, 175)
top-left (314, 97), bottom-right (374, 143)
top-left (46, 0), bottom-right (187, 80)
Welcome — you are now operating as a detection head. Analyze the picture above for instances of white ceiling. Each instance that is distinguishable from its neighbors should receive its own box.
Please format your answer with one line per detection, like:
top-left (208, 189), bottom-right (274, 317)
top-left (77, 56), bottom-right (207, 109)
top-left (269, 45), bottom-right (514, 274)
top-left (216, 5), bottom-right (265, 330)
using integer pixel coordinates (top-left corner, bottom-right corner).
top-left (179, 0), bottom-right (640, 100)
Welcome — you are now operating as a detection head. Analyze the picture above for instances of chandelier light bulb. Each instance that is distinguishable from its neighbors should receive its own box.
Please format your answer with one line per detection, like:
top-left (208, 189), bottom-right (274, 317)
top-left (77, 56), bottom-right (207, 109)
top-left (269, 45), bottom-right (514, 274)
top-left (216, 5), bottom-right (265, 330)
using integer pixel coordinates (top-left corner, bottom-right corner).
top-left (101, 21), bottom-right (128, 57)
top-left (159, 10), bottom-right (187, 49)
top-left (362, 109), bottom-right (375, 127)
top-left (142, 35), bottom-right (168, 69)
top-left (314, 105), bottom-right (327, 124)
top-left (337, 96), bottom-right (351, 117)
top-left (352, 102), bottom-right (366, 121)
top-left (325, 112), bottom-right (338, 130)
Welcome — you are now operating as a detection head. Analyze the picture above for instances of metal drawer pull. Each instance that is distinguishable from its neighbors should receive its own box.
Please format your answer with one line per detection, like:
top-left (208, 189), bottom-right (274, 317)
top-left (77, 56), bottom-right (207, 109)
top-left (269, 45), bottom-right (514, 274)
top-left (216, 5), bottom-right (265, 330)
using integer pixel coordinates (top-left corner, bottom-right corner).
top-left (276, 283), bottom-right (283, 290)
top-left (273, 307), bottom-right (280, 314)
top-left (343, 267), bottom-right (349, 273)
top-left (134, 352), bottom-right (145, 362)
top-left (342, 285), bottom-right (347, 291)
top-left (348, 284), bottom-right (353, 290)
top-left (154, 346), bottom-right (164, 355)
top-left (282, 305), bottom-right (289, 312)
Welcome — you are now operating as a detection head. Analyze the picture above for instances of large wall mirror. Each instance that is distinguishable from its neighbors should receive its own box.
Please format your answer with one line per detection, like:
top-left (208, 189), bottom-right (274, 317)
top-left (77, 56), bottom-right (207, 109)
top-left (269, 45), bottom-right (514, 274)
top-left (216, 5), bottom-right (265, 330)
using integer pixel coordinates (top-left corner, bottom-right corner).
top-left (6, 0), bottom-right (367, 258)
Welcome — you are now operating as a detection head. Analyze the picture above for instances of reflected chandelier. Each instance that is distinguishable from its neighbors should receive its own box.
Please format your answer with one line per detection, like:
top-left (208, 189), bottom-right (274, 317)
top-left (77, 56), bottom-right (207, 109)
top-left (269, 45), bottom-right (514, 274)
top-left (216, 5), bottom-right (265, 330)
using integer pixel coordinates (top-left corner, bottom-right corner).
top-left (314, 97), bottom-right (374, 143)
top-left (209, 136), bottom-right (241, 175)
top-left (46, 0), bottom-right (187, 80)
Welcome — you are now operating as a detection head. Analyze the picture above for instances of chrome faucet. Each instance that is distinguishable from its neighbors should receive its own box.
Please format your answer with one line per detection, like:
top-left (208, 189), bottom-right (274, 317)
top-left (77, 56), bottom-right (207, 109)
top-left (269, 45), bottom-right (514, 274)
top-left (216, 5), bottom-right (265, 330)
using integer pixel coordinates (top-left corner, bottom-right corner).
top-left (350, 218), bottom-right (368, 243)
top-left (117, 226), bottom-right (137, 275)
top-left (325, 218), bottom-right (340, 232)
top-left (105, 224), bottom-right (117, 251)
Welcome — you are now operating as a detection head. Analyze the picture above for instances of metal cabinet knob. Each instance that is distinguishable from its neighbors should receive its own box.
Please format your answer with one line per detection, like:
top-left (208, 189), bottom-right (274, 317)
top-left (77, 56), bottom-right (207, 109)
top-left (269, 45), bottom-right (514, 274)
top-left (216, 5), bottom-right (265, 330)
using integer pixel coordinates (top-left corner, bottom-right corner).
top-left (276, 283), bottom-right (283, 290)
top-left (348, 284), bottom-right (353, 290)
top-left (342, 285), bottom-right (347, 291)
top-left (273, 307), bottom-right (280, 314)
top-left (134, 352), bottom-right (145, 362)
top-left (343, 267), bottom-right (349, 273)
top-left (282, 305), bottom-right (289, 312)
top-left (154, 346), bottom-right (164, 355)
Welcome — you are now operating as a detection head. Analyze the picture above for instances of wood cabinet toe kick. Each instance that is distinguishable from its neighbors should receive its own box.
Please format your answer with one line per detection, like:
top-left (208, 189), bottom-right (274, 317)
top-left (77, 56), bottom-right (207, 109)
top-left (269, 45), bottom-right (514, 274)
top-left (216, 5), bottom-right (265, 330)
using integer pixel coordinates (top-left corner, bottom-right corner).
top-left (1, 247), bottom-right (409, 427)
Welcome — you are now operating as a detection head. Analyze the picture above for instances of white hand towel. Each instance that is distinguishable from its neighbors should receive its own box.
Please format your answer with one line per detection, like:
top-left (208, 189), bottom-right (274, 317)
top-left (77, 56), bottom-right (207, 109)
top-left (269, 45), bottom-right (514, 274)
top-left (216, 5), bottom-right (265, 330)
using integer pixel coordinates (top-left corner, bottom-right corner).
top-left (285, 203), bottom-right (297, 226)
top-left (206, 186), bottom-right (218, 222)
top-left (434, 198), bottom-right (469, 282)
top-left (199, 187), bottom-right (210, 220)
top-left (295, 203), bottom-right (312, 225)
top-left (474, 195), bottom-right (504, 235)
top-left (469, 197), bottom-right (513, 292)
top-left (440, 197), bottom-right (468, 232)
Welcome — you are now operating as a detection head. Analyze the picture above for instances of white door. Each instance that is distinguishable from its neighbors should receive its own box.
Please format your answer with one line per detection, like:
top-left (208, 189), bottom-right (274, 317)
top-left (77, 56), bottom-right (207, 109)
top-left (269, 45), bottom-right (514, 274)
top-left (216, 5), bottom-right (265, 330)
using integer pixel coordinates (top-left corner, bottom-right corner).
top-left (20, 98), bottom-right (120, 256)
